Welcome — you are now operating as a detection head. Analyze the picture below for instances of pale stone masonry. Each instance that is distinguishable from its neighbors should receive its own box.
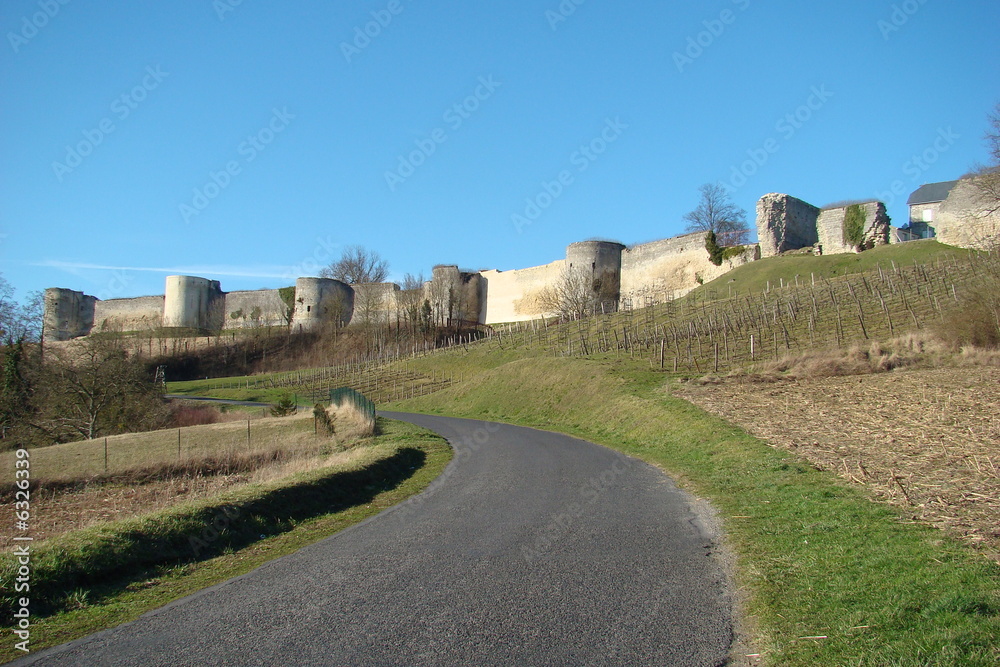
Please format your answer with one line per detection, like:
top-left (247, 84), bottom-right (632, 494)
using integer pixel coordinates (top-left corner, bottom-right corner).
top-left (45, 178), bottom-right (996, 340)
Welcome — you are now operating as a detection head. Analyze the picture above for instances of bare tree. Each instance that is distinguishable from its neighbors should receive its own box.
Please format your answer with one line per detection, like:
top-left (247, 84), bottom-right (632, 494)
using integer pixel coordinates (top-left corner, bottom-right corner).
top-left (397, 273), bottom-right (426, 334)
top-left (968, 102), bottom-right (1000, 216)
top-left (0, 275), bottom-right (42, 343)
top-left (320, 245), bottom-right (390, 284)
top-left (31, 336), bottom-right (165, 442)
top-left (684, 183), bottom-right (750, 246)
top-left (538, 267), bottom-right (596, 321)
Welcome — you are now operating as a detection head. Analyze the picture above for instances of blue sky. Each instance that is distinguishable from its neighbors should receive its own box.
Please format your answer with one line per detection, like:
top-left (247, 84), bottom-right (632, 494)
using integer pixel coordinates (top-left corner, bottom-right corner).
top-left (2, 0), bottom-right (998, 302)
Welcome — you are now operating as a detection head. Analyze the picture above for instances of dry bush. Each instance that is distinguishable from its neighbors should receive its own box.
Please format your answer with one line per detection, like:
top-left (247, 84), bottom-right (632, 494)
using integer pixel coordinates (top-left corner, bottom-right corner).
top-left (325, 402), bottom-right (376, 443)
top-left (935, 250), bottom-right (1000, 349)
top-left (957, 346), bottom-right (1000, 367)
top-left (168, 402), bottom-right (251, 428)
top-left (169, 403), bottom-right (223, 427)
top-left (936, 291), bottom-right (1000, 349)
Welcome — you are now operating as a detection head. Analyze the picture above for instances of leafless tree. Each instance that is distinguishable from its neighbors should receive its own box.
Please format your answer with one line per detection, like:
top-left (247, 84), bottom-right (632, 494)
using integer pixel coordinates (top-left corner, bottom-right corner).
top-left (0, 275), bottom-right (42, 342)
top-left (684, 183), bottom-right (750, 246)
top-left (538, 266), bottom-right (596, 321)
top-left (397, 273), bottom-right (426, 334)
top-left (320, 245), bottom-right (390, 284)
top-left (968, 102), bottom-right (1000, 216)
top-left (30, 336), bottom-right (165, 442)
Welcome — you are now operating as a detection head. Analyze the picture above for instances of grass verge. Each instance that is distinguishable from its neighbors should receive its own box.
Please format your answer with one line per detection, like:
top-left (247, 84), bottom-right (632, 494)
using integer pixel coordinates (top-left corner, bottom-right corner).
top-left (0, 418), bottom-right (451, 664)
top-left (389, 356), bottom-right (1000, 666)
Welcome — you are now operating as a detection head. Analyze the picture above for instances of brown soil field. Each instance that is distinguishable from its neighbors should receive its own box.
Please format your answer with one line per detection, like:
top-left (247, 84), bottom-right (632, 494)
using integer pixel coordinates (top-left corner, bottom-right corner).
top-left (674, 366), bottom-right (1000, 561)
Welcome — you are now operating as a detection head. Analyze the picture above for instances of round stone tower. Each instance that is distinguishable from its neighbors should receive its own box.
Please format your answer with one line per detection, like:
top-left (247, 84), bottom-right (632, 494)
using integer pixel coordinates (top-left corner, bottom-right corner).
top-left (291, 278), bottom-right (354, 332)
top-left (163, 276), bottom-right (221, 329)
top-left (565, 240), bottom-right (626, 311)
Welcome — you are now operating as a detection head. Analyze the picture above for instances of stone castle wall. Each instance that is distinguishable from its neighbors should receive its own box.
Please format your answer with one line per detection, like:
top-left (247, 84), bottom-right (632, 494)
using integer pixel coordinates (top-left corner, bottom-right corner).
top-left (222, 290), bottom-right (290, 329)
top-left (622, 232), bottom-right (721, 303)
top-left (52, 178), bottom-right (989, 340)
top-left (757, 194), bottom-right (892, 257)
top-left (935, 179), bottom-right (1000, 249)
top-left (93, 296), bottom-right (163, 333)
top-left (816, 202), bottom-right (891, 254)
top-left (479, 260), bottom-right (565, 324)
top-left (756, 193), bottom-right (820, 257)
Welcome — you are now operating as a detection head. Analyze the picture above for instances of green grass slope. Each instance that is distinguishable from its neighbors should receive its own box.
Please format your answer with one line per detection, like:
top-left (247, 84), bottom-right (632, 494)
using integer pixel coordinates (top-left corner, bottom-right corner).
top-left (389, 357), bottom-right (1000, 666)
top-left (695, 239), bottom-right (962, 299)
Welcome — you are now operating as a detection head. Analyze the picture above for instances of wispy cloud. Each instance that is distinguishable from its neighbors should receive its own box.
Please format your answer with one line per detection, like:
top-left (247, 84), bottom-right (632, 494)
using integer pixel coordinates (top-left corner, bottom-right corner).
top-left (30, 260), bottom-right (294, 280)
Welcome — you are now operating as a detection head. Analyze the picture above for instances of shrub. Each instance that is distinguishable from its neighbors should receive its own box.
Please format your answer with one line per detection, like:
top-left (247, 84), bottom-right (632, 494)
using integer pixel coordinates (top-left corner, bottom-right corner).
top-left (705, 231), bottom-right (724, 266)
top-left (842, 204), bottom-right (867, 250)
top-left (313, 403), bottom-right (334, 435)
top-left (270, 394), bottom-right (297, 417)
top-left (936, 291), bottom-right (1000, 349)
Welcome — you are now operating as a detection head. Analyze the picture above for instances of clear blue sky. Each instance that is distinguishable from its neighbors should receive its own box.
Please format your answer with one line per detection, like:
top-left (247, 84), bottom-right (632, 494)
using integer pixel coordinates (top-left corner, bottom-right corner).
top-left (2, 0), bottom-right (998, 302)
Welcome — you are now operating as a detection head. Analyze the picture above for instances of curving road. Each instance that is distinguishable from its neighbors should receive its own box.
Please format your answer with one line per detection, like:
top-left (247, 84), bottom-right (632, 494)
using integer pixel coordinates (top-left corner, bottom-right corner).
top-left (15, 413), bottom-right (733, 666)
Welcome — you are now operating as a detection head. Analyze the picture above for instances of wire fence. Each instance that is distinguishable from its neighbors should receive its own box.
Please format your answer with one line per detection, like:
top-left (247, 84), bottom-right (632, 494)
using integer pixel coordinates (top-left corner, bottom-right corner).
top-left (328, 387), bottom-right (376, 423)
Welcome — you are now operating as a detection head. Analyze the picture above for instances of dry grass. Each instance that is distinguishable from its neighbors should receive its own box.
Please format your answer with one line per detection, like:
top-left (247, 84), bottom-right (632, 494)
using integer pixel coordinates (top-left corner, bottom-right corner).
top-left (0, 414), bottom-right (325, 485)
top-left (708, 333), bottom-right (1000, 383)
top-left (675, 365), bottom-right (1000, 561)
top-left (326, 401), bottom-right (377, 442)
top-left (18, 447), bottom-right (374, 543)
top-left (1, 413), bottom-right (379, 544)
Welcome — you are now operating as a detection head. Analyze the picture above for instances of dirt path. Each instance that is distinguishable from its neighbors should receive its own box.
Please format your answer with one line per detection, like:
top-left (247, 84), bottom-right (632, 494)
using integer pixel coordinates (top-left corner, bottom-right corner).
top-left (675, 367), bottom-right (1000, 561)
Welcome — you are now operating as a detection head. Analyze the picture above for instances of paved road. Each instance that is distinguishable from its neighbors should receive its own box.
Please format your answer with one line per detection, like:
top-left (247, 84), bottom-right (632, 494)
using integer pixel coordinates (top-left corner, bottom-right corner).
top-left (17, 413), bottom-right (733, 666)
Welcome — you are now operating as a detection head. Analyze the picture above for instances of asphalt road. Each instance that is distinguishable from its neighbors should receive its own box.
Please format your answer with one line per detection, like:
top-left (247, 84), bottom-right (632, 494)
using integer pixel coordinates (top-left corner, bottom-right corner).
top-left (16, 412), bottom-right (733, 666)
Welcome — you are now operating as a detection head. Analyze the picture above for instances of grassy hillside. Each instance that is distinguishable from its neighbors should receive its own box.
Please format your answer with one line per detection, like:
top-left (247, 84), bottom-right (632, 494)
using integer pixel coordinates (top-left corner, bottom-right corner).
top-left (156, 241), bottom-right (1000, 664)
top-left (694, 239), bottom-right (963, 299)
top-left (388, 357), bottom-right (1000, 666)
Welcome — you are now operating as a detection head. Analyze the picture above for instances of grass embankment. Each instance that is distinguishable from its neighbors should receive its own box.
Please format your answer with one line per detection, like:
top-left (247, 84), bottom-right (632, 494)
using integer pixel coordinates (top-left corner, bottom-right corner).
top-left (694, 239), bottom-right (961, 298)
top-left (389, 357), bottom-right (1000, 666)
top-left (0, 418), bottom-right (451, 664)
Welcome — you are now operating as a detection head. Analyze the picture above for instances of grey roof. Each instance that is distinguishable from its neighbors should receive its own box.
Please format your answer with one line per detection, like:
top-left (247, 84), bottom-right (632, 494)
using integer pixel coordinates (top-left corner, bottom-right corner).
top-left (907, 180), bottom-right (959, 206)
